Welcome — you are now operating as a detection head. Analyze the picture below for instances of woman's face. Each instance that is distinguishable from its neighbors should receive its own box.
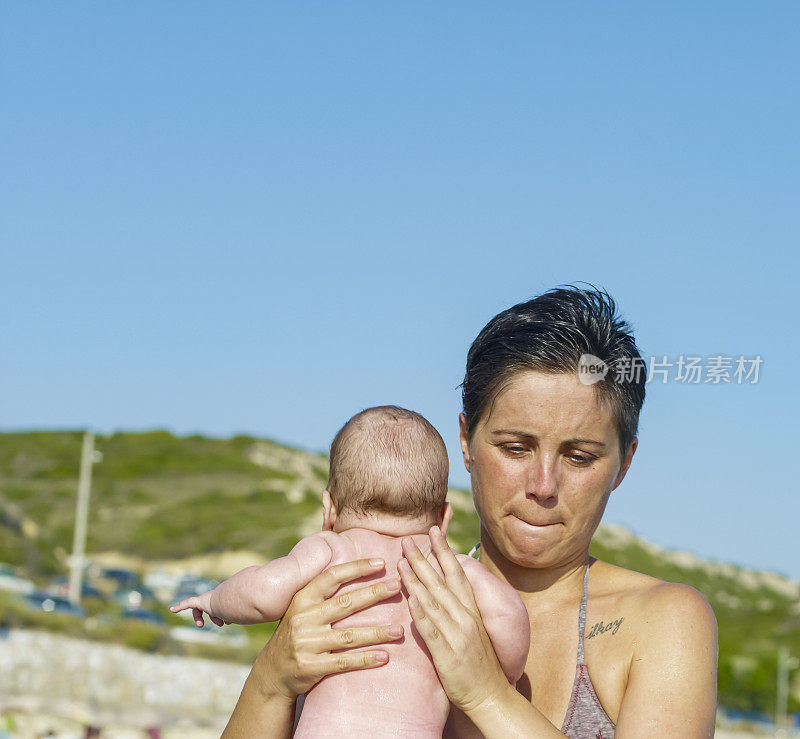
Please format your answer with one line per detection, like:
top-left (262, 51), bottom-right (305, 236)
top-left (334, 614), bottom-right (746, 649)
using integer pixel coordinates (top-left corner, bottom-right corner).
top-left (460, 370), bottom-right (637, 569)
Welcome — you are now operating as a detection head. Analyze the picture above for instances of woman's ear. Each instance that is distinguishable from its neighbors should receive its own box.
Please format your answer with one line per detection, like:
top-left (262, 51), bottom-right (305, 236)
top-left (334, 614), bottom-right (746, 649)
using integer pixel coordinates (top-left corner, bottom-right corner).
top-left (438, 502), bottom-right (453, 537)
top-left (612, 437), bottom-right (638, 491)
top-left (458, 413), bottom-right (472, 473)
top-left (322, 490), bottom-right (337, 531)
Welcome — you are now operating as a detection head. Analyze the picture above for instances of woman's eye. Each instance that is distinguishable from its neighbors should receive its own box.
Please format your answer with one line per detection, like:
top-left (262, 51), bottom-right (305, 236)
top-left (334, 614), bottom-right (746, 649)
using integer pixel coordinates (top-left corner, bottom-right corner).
top-left (567, 454), bottom-right (593, 465)
top-left (501, 445), bottom-right (526, 456)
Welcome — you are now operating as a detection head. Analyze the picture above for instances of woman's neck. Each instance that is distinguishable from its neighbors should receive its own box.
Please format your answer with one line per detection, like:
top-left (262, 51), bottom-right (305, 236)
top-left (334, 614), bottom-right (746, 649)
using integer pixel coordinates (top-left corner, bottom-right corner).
top-left (478, 527), bottom-right (593, 608)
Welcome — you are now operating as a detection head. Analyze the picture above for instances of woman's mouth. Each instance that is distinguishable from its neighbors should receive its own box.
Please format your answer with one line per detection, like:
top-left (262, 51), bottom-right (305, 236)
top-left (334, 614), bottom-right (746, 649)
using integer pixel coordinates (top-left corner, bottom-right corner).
top-left (512, 515), bottom-right (559, 528)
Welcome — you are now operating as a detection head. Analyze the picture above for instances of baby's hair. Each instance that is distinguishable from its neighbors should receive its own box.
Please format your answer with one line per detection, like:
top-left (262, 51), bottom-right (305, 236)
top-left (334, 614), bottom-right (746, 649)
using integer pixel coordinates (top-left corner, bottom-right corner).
top-left (327, 405), bottom-right (449, 518)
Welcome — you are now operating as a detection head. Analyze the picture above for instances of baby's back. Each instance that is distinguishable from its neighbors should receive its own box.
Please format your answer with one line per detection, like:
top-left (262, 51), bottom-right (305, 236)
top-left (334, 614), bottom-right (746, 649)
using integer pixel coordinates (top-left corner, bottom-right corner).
top-left (293, 528), bottom-right (529, 738)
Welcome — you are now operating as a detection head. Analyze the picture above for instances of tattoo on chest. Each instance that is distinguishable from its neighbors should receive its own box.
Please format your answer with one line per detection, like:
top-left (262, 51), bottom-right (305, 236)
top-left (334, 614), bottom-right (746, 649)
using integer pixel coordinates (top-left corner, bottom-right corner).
top-left (585, 617), bottom-right (624, 639)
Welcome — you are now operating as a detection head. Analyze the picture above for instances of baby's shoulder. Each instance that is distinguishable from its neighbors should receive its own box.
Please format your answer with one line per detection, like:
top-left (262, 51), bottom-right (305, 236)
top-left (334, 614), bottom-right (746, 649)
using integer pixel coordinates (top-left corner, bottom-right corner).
top-left (454, 552), bottom-right (494, 581)
top-left (288, 530), bottom-right (350, 564)
top-left (307, 529), bottom-right (363, 565)
top-left (455, 554), bottom-right (524, 607)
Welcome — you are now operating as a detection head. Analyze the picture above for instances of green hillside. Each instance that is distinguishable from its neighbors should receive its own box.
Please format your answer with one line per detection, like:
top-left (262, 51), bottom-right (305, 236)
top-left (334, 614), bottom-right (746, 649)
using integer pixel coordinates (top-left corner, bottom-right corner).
top-left (1, 430), bottom-right (797, 715)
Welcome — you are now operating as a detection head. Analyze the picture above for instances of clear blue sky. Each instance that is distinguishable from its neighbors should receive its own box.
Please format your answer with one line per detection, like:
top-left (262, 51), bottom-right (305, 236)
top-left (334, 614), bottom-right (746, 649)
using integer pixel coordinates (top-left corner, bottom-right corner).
top-left (2, 2), bottom-right (798, 578)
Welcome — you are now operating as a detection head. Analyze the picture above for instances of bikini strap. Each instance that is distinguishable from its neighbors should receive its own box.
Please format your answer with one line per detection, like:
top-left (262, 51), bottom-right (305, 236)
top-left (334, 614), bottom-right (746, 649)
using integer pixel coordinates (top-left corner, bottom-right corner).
top-left (576, 563), bottom-right (590, 665)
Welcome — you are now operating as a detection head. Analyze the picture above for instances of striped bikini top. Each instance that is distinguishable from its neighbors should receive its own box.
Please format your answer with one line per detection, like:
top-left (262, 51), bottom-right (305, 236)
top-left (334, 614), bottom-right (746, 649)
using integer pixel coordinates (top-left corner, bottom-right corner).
top-left (468, 544), bottom-right (616, 738)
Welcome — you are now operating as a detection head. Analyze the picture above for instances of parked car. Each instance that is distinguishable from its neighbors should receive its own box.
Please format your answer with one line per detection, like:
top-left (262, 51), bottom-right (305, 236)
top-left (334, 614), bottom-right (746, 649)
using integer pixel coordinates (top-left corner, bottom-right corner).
top-left (48, 576), bottom-right (103, 600)
top-left (177, 574), bottom-right (217, 593)
top-left (173, 575), bottom-right (218, 602)
top-left (24, 591), bottom-right (86, 618)
top-left (101, 568), bottom-right (140, 590)
top-left (0, 564), bottom-right (36, 595)
top-left (121, 607), bottom-right (165, 625)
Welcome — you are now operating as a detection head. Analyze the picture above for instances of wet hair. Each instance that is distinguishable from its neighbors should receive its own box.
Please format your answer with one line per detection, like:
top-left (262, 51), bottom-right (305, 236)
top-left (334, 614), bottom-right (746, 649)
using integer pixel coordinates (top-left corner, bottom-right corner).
top-left (461, 285), bottom-right (646, 462)
top-left (327, 405), bottom-right (449, 518)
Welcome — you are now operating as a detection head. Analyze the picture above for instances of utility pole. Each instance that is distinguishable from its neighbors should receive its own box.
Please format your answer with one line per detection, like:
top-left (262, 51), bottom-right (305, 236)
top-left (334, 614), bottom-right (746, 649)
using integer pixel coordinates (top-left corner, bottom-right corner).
top-left (776, 645), bottom-right (799, 736)
top-left (68, 431), bottom-right (95, 606)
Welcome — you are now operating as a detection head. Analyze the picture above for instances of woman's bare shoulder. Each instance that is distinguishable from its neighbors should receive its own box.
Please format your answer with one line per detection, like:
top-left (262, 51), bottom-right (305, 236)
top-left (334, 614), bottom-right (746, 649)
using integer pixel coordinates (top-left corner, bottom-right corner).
top-left (587, 560), bottom-right (717, 734)
top-left (590, 557), bottom-right (717, 634)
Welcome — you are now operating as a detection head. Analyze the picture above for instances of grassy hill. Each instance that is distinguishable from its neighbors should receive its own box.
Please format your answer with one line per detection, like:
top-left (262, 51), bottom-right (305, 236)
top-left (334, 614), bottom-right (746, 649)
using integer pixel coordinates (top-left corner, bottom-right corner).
top-left (1, 429), bottom-right (798, 715)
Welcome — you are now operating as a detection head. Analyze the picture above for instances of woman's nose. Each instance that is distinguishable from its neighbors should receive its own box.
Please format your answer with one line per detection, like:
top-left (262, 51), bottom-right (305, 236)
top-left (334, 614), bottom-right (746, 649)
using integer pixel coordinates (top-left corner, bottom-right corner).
top-left (525, 456), bottom-right (558, 502)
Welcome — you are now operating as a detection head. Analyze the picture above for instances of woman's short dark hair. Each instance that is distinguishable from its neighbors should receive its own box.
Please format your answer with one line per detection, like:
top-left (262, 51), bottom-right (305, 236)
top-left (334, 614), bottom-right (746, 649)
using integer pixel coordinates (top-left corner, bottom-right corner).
top-left (461, 285), bottom-right (646, 461)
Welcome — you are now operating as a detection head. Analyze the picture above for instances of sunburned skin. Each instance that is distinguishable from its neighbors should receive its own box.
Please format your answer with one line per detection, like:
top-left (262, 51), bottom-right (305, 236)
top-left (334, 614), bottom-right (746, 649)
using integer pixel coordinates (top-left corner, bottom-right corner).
top-left (292, 527), bottom-right (530, 738)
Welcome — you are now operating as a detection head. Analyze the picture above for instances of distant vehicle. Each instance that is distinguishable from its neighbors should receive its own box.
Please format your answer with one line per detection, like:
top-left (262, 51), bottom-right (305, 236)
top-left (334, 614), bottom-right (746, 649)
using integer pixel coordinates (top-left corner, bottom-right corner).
top-left (101, 568), bottom-right (140, 590)
top-left (173, 575), bottom-right (218, 602)
top-left (24, 592), bottom-right (86, 618)
top-left (81, 582), bottom-right (103, 599)
top-left (121, 608), bottom-right (165, 625)
top-left (178, 574), bottom-right (218, 592)
top-left (48, 576), bottom-right (103, 599)
top-left (0, 564), bottom-right (36, 595)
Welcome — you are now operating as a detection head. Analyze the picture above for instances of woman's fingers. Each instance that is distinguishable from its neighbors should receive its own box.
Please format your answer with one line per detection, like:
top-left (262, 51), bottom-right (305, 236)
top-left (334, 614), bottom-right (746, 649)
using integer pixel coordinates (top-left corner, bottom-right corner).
top-left (400, 547), bottom-right (511, 714)
top-left (400, 535), bottom-right (468, 621)
top-left (264, 560), bottom-right (403, 698)
top-left (397, 557), bottom-right (455, 637)
top-left (315, 623), bottom-right (404, 653)
top-left (396, 528), bottom-right (512, 713)
top-left (294, 557), bottom-right (387, 609)
top-left (406, 593), bottom-right (454, 657)
top-left (317, 577), bottom-right (402, 625)
top-left (315, 648), bottom-right (391, 674)
top-left (428, 526), bottom-right (479, 609)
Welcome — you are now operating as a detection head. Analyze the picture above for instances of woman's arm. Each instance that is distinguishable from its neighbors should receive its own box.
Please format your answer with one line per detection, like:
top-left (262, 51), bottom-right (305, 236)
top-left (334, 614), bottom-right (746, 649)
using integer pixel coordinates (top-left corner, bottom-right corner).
top-left (223, 645), bottom-right (297, 739)
top-left (222, 557), bottom-right (404, 738)
top-left (397, 527), bottom-right (563, 738)
top-left (614, 583), bottom-right (718, 738)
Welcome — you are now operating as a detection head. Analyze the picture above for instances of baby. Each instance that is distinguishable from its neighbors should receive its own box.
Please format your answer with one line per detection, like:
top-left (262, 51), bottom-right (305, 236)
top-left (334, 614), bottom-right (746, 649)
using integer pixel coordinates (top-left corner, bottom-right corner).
top-left (171, 405), bottom-right (530, 738)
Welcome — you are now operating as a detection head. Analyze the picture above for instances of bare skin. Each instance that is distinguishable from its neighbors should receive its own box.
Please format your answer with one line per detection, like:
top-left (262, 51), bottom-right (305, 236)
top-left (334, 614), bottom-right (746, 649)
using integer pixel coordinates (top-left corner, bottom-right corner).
top-left (225, 371), bottom-right (718, 737)
top-left (221, 557), bottom-right (402, 738)
top-left (219, 502), bottom-right (527, 737)
top-left (220, 499), bottom-right (459, 738)
top-left (398, 371), bottom-right (718, 738)
top-left (186, 524), bottom-right (527, 736)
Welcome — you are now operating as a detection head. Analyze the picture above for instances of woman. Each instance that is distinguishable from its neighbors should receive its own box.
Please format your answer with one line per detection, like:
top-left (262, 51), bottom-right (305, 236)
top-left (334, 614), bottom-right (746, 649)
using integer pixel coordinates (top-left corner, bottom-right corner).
top-left (223, 286), bottom-right (718, 738)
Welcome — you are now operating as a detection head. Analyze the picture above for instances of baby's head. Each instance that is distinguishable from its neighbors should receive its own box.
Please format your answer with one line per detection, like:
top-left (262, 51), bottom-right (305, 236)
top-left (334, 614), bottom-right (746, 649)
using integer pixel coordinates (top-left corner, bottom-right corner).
top-left (322, 405), bottom-right (452, 536)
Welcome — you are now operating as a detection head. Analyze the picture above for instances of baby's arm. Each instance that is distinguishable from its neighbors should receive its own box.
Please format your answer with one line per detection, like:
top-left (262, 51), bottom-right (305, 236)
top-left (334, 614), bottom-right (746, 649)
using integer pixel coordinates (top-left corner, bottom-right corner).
top-left (458, 554), bottom-right (531, 685)
top-left (171, 532), bottom-right (336, 625)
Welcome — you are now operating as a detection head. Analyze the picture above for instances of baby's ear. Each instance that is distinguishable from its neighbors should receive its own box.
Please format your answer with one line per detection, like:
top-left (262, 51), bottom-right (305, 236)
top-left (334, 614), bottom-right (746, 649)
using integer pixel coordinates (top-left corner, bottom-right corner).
top-left (439, 502), bottom-right (453, 537)
top-left (322, 490), bottom-right (337, 531)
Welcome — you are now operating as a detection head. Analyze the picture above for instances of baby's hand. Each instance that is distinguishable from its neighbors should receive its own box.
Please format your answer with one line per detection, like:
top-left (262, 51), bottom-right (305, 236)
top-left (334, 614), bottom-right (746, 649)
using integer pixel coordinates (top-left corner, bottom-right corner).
top-left (170, 591), bottom-right (227, 628)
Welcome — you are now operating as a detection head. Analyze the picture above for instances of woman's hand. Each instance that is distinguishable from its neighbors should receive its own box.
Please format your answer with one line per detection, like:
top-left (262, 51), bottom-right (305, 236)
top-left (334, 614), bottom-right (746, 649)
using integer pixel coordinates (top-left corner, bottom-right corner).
top-left (397, 528), bottom-right (566, 739)
top-left (223, 557), bottom-right (404, 738)
top-left (257, 556), bottom-right (404, 701)
top-left (397, 526), bottom-right (511, 714)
